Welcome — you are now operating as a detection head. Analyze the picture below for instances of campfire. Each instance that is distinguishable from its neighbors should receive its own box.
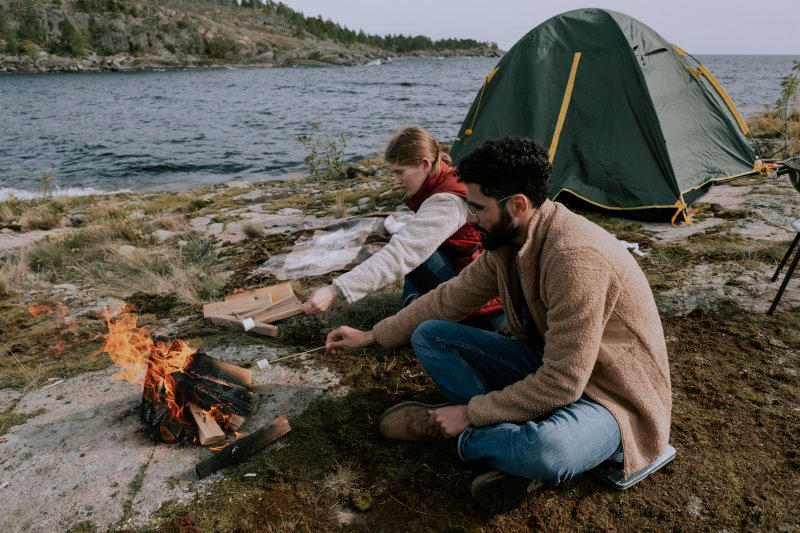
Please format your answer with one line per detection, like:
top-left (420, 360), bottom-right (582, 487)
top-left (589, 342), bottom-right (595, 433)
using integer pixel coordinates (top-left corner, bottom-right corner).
top-left (101, 307), bottom-right (253, 445)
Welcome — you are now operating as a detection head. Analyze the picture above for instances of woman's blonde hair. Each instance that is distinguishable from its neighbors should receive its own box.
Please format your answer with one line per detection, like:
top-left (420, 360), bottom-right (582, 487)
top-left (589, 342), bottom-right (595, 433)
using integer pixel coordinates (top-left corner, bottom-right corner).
top-left (384, 126), bottom-right (452, 178)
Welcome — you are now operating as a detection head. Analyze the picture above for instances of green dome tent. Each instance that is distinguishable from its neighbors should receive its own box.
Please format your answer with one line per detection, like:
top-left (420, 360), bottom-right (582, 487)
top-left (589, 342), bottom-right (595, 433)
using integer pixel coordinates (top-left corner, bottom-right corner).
top-left (450, 8), bottom-right (766, 222)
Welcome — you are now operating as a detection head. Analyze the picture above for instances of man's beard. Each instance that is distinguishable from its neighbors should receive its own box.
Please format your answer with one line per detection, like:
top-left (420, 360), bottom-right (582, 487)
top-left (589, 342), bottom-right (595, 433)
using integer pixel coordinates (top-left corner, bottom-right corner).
top-left (477, 207), bottom-right (517, 250)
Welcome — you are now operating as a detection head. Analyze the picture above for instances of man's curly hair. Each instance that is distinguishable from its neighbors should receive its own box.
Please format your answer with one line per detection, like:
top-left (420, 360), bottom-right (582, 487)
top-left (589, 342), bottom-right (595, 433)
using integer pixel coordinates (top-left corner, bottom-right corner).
top-left (456, 137), bottom-right (551, 207)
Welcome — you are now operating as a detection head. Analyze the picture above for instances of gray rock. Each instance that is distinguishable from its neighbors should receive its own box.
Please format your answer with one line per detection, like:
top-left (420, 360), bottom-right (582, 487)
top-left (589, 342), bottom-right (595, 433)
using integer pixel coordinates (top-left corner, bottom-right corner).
top-left (153, 230), bottom-right (177, 242)
top-left (276, 208), bottom-right (304, 216)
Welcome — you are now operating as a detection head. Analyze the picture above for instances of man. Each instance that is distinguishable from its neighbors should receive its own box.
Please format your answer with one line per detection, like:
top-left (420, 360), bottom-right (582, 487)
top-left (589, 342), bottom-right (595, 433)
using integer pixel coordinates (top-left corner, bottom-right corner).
top-left (326, 137), bottom-right (672, 513)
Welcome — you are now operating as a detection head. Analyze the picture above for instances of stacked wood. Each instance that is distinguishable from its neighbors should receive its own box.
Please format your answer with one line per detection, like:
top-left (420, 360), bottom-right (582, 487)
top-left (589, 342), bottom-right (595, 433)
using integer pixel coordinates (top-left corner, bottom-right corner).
top-left (140, 349), bottom-right (254, 445)
top-left (203, 282), bottom-right (303, 337)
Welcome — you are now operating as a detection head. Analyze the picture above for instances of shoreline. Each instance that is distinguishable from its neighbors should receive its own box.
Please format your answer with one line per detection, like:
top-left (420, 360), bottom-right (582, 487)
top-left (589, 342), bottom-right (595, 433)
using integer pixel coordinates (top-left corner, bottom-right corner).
top-left (0, 48), bottom-right (501, 75)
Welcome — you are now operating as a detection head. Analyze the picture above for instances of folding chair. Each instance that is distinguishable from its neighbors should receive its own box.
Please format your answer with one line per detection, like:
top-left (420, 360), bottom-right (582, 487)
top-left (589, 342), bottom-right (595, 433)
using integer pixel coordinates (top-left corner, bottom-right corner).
top-left (768, 157), bottom-right (800, 315)
top-left (768, 219), bottom-right (800, 315)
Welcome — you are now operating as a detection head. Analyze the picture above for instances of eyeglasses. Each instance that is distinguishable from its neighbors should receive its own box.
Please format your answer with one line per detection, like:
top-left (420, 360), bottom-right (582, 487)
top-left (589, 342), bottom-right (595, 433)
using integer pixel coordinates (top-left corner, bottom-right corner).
top-left (466, 195), bottom-right (515, 218)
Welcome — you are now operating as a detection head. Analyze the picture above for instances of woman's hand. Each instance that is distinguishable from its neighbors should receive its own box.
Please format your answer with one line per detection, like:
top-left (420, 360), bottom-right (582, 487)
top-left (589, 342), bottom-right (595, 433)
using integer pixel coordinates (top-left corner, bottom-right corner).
top-left (325, 326), bottom-right (375, 355)
top-left (302, 285), bottom-right (340, 315)
top-left (428, 405), bottom-right (471, 438)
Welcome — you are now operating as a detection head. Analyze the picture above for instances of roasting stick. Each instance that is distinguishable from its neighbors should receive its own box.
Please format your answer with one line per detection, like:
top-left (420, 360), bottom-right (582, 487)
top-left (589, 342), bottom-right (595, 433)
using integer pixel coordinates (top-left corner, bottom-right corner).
top-left (257, 346), bottom-right (326, 369)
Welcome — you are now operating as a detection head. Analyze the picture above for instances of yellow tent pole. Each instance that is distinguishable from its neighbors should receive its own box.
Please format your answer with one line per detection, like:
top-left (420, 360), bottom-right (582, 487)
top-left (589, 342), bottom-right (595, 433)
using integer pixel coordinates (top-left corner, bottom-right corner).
top-left (548, 52), bottom-right (582, 164)
top-left (697, 65), bottom-right (751, 138)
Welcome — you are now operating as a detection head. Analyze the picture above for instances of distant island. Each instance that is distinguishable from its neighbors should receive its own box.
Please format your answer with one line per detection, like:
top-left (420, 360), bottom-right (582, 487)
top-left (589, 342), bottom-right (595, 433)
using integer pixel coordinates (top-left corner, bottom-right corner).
top-left (0, 0), bottom-right (501, 73)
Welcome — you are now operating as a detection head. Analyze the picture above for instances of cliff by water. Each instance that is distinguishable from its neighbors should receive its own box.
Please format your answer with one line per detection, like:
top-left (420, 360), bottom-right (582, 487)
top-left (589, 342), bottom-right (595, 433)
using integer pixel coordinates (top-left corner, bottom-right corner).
top-left (0, 0), bottom-right (500, 73)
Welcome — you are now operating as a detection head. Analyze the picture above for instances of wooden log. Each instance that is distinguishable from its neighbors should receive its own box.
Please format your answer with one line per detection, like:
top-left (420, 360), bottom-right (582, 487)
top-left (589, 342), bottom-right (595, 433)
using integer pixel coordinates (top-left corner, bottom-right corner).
top-left (247, 301), bottom-right (303, 324)
top-left (249, 321), bottom-right (280, 336)
top-left (187, 350), bottom-right (252, 389)
top-left (203, 283), bottom-right (297, 317)
top-left (205, 313), bottom-right (280, 336)
top-left (188, 402), bottom-right (225, 445)
top-left (223, 282), bottom-right (294, 302)
top-left (159, 413), bottom-right (186, 443)
top-left (171, 372), bottom-right (253, 416)
top-left (195, 415), bottom-right (291, 479)
top-left (225, 413), bottom-right (246, 431)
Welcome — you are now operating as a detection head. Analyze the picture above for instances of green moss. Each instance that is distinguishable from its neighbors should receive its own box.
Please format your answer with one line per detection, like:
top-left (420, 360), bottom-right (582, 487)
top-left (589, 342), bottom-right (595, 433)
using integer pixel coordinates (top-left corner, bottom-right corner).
top-left (0, 403), bottom-right (45, 436)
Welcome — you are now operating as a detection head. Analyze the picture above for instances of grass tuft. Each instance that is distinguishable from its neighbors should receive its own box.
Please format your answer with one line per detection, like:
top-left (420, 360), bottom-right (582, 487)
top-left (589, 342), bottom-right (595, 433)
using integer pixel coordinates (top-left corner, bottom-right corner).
top-left (332, 191), bottom-right (348, 218)
top-left (320, 462), bottom-right (362, 500)
top-left (242, 222), bottom-right (265, 239)
top-left (20, 202), bottom-right (63, 231)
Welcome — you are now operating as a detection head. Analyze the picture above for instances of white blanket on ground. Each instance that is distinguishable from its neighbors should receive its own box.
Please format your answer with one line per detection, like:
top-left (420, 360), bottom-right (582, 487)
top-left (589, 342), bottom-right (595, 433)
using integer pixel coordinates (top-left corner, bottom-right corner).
top-left (250, 213), bottom-right (411, 280)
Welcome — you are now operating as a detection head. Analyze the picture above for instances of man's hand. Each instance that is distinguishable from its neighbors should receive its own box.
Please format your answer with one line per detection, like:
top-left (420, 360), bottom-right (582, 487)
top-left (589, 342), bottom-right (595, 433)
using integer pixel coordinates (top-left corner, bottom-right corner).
top-left (428, 405), bottom-right (471, 438)
top-left (302, 285), bottom-right (340, 315)
top-left (326, 326), bottom-right (375, 355)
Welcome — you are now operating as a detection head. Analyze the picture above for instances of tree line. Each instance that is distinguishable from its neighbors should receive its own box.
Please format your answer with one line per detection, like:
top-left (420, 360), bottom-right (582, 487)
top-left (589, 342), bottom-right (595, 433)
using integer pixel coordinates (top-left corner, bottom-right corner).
top-left (0, 0), bottom-right (497, 57)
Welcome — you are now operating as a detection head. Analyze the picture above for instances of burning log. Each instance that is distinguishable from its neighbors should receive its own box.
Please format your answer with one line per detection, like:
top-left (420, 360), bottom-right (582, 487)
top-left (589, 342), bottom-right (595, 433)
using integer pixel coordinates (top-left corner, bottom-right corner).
top-left (195, 415), bottom-right (291, 479)
top-left (188, 403), bottom-right (225, 446)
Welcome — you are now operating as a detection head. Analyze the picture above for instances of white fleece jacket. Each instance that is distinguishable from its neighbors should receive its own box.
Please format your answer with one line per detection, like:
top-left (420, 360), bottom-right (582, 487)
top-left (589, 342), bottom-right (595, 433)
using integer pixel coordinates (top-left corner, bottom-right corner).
top-left (333, 192), bottom-right (469, 303)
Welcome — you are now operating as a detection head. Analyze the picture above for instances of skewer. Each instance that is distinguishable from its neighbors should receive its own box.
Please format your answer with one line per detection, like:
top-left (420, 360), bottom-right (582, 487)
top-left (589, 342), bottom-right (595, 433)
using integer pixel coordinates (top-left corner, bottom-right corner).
top-left (257, 346), bottom-right (326, 369)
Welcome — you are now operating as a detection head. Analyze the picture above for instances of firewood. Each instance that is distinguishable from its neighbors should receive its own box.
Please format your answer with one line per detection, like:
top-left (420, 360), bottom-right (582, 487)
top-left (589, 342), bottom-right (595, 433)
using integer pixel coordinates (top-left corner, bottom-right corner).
top-left (223, 283), bottom-right (294, 302)
top-left (247, 300), bottom-right (302, 324)
top-left (226, 414), bottom-right (246, 431)
top-left (203, 283), bottom-right (297, 317)
top-left (171, 372), bottom-right (253, 416)
top-left (249, 321), bottom-right (280, 336)
top-left (186, 350), bottom-right (252, 389)
top-left (205, 313), bottom-right (280, 336)
top-left (188, 402), bottom-right (225, 445)
top-left (159, 414), bottom-right (185, 443)
top-left (195, 415), bottom-right (291, 479)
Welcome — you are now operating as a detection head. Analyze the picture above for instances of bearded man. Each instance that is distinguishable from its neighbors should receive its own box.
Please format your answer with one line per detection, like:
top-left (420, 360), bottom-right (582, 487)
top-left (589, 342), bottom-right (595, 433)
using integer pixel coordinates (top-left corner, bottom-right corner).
top-left (325, 137), bottom-right (672, 513)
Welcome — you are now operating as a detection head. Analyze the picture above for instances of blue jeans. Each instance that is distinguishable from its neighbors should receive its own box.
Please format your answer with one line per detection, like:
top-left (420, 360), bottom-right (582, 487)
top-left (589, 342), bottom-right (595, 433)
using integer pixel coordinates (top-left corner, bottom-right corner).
top-left (402, 248), bottom-right (456, 306)
top-left (403, 250), bottom-right (506, 332)
top-left (410, 320), bottom-right (622, 486)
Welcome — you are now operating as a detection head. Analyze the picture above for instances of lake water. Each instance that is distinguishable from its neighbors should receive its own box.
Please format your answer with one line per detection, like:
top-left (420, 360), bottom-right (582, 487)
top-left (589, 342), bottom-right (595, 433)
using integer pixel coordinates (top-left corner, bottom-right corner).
top-left (0, 54), bottom-right (796, 198)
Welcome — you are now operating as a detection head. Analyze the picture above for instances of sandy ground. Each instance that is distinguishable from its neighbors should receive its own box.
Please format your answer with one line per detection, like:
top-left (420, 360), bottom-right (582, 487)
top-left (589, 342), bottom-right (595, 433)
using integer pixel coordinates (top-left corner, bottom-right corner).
top-left (0, 346), bottom-right (344, 532)
top-left (1, 178), bottom-right (799, 531)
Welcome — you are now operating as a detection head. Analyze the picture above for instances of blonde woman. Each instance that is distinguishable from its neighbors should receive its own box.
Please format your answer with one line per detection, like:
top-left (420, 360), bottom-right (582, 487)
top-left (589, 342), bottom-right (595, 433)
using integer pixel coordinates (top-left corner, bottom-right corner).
top-left (302, 125), bottom-right (502, 328)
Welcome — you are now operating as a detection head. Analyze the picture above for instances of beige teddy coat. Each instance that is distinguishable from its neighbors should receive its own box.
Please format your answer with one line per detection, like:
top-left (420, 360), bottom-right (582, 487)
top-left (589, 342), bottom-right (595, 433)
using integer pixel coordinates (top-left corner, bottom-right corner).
top-left (372, 200), bottom-right (672, 477)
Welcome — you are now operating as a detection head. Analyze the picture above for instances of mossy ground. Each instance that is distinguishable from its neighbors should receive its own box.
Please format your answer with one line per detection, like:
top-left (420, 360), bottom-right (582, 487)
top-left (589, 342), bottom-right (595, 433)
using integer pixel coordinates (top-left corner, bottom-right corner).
top-left (2, 165), bottom-right (799, 531)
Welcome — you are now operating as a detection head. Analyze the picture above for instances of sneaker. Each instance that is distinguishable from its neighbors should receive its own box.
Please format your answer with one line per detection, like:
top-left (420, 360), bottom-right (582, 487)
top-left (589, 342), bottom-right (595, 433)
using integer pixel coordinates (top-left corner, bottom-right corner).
top-left (378, 401), bottom-right (450, 441)
top-left (470, 470), bottom-right (543, 513)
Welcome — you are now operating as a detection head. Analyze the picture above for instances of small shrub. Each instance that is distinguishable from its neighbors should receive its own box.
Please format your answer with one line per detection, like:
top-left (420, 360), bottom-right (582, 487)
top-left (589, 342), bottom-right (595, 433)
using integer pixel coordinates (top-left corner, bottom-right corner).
top-left (0, 248), bottom-right (34, 288)
top-left (0, 202), bottom-right (18, 225)
top-left (20, 203), bottom-right (63, 231)
top-left (27, 239), bottom-right (72, 281)
top-left (242, 222), bottom-right (265, 239)
top-left (296, 122), bottom-right (348, 180)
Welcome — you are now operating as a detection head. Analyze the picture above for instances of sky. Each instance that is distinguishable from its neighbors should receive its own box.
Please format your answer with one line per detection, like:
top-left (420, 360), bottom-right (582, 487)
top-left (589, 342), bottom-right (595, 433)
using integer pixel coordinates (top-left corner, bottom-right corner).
top-left (280, 0), bottom-right (799, 55)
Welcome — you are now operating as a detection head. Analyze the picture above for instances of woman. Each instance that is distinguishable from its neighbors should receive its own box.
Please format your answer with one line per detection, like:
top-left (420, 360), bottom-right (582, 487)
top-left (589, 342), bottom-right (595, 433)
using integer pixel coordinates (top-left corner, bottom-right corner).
top-left (302, 126), bottom-right (502, 328)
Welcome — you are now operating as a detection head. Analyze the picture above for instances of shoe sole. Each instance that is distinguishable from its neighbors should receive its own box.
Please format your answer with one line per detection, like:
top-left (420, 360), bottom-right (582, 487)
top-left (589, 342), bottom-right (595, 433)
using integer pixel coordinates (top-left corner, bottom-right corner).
top-left (472, 474), bottom-right (540, 514)
top-left (377, 400), bottom-right (451, 425)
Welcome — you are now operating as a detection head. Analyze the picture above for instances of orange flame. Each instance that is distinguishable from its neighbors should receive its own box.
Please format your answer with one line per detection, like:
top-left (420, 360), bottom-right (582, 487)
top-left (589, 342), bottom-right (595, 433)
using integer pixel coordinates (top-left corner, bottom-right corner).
top-left (100, 307), bottom-right (197, 427)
